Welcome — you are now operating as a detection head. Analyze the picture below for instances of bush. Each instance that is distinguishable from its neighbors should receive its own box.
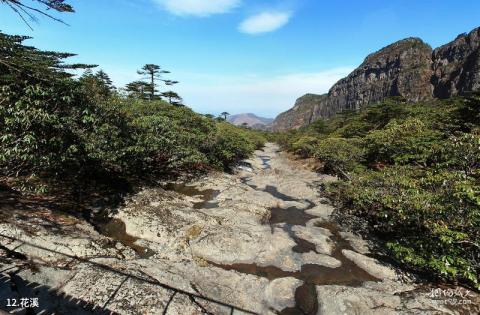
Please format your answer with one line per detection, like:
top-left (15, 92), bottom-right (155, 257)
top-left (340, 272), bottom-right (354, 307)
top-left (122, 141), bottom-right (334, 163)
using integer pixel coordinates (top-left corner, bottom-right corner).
top-left (314, 137), bottom-right (365, 177)
top-left (210, 123), bottom-right (258, 169)
top-left (278, 95), bottom-right (480, 289)
top-left (364, 118), bottom-right (442, 166)
top-left (290, 136), bottom-right (320, 158)
top-left (439, 131), bottom-right (480, 177)
top-left (0, 32), bottom-right (263, 192)
top-left (329, 166), bottom-right (479, 288)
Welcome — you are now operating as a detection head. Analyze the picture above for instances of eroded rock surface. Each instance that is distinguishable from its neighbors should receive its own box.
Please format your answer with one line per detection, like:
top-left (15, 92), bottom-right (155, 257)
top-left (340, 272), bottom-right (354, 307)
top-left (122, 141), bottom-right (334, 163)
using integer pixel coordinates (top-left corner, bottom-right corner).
top-left (1, 143), bottom-right (478, 315)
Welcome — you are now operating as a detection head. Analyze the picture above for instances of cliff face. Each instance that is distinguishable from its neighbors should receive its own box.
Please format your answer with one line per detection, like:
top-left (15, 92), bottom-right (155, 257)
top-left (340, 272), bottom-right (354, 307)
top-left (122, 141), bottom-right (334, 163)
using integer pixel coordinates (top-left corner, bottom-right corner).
top-left (432, 27), bottom-right (480, 98)
top-left (328, 38), bottom-right (433, 112)
top-left (272, 27), bottom-right (480, 131)
top-left (272, 94), bottom-right (328, 130)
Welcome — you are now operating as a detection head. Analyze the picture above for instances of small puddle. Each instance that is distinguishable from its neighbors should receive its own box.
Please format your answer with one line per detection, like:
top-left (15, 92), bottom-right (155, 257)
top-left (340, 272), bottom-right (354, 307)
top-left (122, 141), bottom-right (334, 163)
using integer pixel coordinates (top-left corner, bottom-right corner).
top-left (264, 186), bottom-right (298, 202)
top-left (291, 236), bottom-right (317, 254)
top-left (224, 178), bottom-right (380, 314)
top-left (259, 155), bottom-right (272, 170)
top-left (213, 216), bottom-right (380, 312)
top-left (163, 183), bottom-right (220, 209)
top-left (212, 255), bottom-right (377, 287)
top-left (99, 219), bottom-right (155, 259)
top-left (269, 206), bottom-right (317, 226)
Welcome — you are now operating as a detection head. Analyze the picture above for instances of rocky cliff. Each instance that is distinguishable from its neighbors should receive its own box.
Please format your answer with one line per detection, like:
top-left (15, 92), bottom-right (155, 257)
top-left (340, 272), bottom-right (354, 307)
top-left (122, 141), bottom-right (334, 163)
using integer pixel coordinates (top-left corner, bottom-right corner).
top-left (272, 94), bottom-right (328, 130)
top-left (432, 27), bottom-right (480, 98)
top-left (273, 27), bottom-right (480, 131)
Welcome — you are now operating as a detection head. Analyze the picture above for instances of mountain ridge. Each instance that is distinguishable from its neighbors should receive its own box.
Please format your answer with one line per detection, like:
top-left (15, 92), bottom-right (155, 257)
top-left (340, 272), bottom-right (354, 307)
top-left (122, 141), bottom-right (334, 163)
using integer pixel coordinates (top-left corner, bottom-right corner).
top-left (228, 113), bottom-right (273, 129)
top-left (272, 26), bottom-right (480, 131)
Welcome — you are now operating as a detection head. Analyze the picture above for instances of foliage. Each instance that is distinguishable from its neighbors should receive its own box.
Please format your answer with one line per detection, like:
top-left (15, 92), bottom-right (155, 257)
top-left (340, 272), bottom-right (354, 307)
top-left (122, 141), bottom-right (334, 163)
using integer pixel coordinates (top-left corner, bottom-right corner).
top-left (290, 135), bottom-right (320, 158)
top-left (1, 0), bottom-right (74, 29)
top-left (209, 123), bottom-right (257, 169)
top-left (278, 95), bottom-right (480, 289)
top-left (314, 137), bottom-right (365, 177)
top-left (0, 32), bottom-right (264, 193)
top-left (364, 118), bottom-right (442, 166)
top-left (134, 64), bottom-right (178, 101)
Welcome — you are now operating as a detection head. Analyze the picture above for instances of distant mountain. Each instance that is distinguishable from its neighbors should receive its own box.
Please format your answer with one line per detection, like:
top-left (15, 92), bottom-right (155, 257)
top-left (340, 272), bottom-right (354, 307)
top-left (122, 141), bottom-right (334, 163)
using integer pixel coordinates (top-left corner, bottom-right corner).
top-left (228, 113), bottom-right (274, 129)
top-left (272, 26), bottom-right (480, 131)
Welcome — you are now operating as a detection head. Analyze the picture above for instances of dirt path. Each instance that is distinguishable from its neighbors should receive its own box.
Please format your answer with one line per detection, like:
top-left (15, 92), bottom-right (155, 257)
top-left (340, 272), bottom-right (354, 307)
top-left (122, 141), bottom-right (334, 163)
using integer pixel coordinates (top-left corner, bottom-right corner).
top-left (0, 143), bottom-right (478, 314)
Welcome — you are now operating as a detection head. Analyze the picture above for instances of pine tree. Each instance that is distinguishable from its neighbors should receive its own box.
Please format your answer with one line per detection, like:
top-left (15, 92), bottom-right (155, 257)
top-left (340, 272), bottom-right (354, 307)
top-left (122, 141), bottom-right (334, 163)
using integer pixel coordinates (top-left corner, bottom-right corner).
top-left (0, 31), bottom-right (95, 83)
top-left (125, 81), bottom-right (150, 100)
top-left (220, 112), bottom-right (230, 120)
top-left (161, 91), bottom-right (183, 106)
top-left (137, 64), bottom-right (178, 101)
top-left (95, 70), bottom-right (114, 91)
top-left (79, 69), bottom-right (115, 102)
top-left (1, 0), bottom-right (74, 29)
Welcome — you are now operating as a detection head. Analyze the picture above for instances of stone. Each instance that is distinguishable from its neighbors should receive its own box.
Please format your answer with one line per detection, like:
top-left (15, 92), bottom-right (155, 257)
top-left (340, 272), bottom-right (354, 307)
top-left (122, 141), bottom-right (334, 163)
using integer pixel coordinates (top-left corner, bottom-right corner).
top-left (2, 143), bottom-right (478, 315)
top-left (292, 225), bottom-right (334, 255)
top-left (300, 252), bottom-right (341, 268)
top-left (316, 285), bottom-right (403, 315)
top-left (432, 27), bottom-right (480, 98)
top-left (342, 249), bottom-right (397, 280)
top-left (264, 277), bottom-right (303, 312)
top-left (339, 231), bottom-right (370, 254)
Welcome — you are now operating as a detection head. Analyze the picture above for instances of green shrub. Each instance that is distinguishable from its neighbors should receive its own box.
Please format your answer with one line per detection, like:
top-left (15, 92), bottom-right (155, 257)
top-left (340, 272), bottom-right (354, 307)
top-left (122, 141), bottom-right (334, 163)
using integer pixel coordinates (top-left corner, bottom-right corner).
top-left (290, 136), bottom-right (320, 158)
top-left (0, 32), bottom-right (262, 190)
top-left (279, 95), bottom-right (480, 289)
top-left (364, 118), bottom-right (442, 166)
top-left (439, 131), bottom-right (480, 177)
top-left (210, 123), bottom-right (257, 169)
top-left (314, 137), bottom-right (365, 177)
top-left (328, 166), bottom-right (479, 288)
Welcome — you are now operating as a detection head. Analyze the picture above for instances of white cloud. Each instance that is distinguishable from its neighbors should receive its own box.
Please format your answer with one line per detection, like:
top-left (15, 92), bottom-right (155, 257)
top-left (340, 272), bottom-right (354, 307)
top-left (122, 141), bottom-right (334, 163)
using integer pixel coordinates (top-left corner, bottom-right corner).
top-left (153, 0), bottom-right (241, 17)
top-left (239, 11), bottom-right (291, 34)
top-left (174, 67), bottom-right (354, 117)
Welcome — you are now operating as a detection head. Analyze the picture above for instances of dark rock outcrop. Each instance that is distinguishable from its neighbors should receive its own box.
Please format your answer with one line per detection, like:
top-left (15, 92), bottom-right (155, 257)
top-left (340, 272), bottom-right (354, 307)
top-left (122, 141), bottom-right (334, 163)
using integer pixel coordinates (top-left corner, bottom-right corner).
top-left (327, 38), bottom-right (433, 112)
top-left (432, 27), bottom-right (480, 98)
top-left (272, 94), bottom-right (328, 130)
top-left (273, 27), bottom-right (480, 131)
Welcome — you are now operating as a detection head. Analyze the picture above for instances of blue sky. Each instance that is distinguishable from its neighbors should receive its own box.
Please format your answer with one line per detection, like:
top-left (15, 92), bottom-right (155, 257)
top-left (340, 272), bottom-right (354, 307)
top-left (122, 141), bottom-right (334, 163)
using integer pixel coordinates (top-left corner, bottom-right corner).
top-left (1, 0), bottom-right (480, 117)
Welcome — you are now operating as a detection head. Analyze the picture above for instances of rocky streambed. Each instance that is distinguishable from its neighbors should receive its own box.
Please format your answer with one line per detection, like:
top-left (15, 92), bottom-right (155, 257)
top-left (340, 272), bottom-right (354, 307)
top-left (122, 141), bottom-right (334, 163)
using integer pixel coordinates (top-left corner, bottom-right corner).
top-left (0, 143), bottom-right (478, 314)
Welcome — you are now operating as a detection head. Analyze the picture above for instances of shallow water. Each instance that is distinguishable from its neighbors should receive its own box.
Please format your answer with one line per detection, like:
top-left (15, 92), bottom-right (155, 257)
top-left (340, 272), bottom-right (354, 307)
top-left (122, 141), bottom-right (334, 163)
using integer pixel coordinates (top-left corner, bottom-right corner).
top-left (163, 182), bottom-right (220, 209)
top-left (99, 218), bottom-right (155, 259)
top-left (234, 156), bottom-right (380, 313)
top-left (258, 155), bottom-right (272, 170)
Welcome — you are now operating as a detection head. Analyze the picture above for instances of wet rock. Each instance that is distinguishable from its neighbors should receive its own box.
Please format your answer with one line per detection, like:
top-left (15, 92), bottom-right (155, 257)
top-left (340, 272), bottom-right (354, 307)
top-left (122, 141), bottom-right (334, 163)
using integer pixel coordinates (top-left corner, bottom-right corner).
top-left (264, 277), bottom-right (303, 312)
top-left (316, 285), bottom-right (403, 315)
top-left (300, 252), bottom-right (341, 268)
top-left (339, 231), bottom-right (371, 254)
top-left (342, 249), bottom-right (398, 280)
top-left (304, 204), bottom-right (334, 219)
top-left (316, 283), bottom-right (462, 315)
top-left (190, 225), bottom-right (304, 272)
top-left (292, 225), bottom-right (334, 255)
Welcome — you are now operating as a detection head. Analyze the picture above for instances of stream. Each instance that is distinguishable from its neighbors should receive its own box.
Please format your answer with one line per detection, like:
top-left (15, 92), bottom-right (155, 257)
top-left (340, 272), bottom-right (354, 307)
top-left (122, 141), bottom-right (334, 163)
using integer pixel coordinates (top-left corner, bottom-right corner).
top-left (9, 144), bottom-right (478, 315)
top-left (93, 144), bottom-right (383, 314)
